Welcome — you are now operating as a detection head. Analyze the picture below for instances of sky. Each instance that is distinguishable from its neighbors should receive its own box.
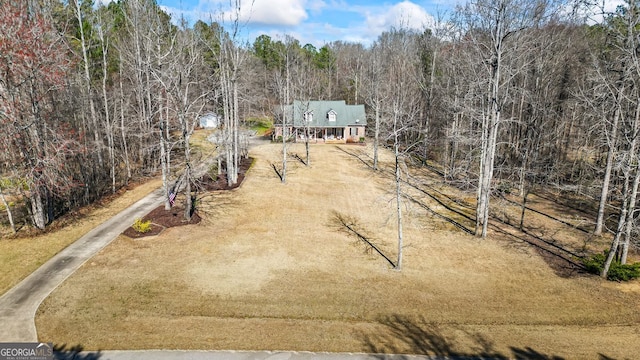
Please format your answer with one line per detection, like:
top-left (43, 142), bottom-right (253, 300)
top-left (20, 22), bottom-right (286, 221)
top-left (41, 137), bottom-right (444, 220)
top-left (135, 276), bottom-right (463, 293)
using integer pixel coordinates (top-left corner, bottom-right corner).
top-left (154, 0), bottom-right (459, 47)
top-left (97, 0), bottom-right (627, 48)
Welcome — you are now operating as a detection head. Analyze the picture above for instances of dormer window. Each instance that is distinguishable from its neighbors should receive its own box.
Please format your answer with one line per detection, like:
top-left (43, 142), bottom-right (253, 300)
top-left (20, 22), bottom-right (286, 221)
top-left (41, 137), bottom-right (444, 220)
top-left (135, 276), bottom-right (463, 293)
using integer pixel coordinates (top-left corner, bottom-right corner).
top-left (327, 109), bottom-right (337, 122)
top-left (304, 111), bottom-right (313, 122)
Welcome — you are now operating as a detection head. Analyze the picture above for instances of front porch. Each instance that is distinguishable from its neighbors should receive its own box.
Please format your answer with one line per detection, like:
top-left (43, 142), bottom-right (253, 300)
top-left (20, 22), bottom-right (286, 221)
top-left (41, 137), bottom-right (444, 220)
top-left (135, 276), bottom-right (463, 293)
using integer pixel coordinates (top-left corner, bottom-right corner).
top-left (273, 126), bottom-right (364, 144)
top-left (294, 127), bottom-right (344, 142)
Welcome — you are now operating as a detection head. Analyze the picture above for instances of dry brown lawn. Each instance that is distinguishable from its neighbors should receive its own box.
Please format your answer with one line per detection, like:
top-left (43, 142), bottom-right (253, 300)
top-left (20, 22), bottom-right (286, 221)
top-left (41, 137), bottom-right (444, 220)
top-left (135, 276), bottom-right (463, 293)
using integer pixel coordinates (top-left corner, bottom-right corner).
top-left (36, 143), bottom-right (640, 359)
top-left (0, 178), bottom-right (162, 296)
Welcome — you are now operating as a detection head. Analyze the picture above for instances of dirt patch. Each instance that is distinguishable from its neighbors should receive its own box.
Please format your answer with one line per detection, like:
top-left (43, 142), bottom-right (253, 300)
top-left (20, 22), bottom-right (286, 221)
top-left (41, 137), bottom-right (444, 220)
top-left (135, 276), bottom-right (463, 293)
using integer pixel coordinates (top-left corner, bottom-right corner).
top-left (122, 205), bottom-right (202, 239)
top-left (197, 157), bottom-right (254, 191)
top-left (122, 223), bottom-right (165, 238)
top-left (188, 247), bottom-right (294, 296)
top-left (145, 205), bottom-right (202, 228)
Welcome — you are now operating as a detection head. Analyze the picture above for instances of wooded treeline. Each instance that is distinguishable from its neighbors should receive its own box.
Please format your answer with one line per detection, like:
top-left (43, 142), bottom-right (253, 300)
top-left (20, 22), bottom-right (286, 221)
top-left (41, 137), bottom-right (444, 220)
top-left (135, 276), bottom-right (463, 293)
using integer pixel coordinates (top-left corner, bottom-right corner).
top-left (1, 0), bottom-right (638, 272)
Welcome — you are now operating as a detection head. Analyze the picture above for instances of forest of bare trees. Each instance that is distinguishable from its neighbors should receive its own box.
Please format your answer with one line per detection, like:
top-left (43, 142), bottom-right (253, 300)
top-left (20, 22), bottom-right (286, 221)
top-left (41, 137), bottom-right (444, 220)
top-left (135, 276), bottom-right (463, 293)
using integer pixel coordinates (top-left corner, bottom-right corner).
top-left (2, 0), bottom-right (640, 277)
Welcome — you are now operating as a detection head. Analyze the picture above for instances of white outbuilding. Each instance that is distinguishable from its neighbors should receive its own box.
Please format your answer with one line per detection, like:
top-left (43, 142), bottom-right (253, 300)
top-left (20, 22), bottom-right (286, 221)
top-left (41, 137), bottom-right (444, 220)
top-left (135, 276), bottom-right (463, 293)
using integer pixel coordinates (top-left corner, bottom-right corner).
top-left (198, 113), bottom-right (220, 129)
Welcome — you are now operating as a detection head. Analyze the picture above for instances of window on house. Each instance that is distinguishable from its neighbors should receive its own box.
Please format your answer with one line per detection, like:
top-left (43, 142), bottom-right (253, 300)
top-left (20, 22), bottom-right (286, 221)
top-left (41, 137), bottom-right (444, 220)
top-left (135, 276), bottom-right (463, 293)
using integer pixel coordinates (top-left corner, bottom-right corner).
top-left (304, 111), bottom-right (313, 122)
top-left (327, 110), bottom-right (336, 122)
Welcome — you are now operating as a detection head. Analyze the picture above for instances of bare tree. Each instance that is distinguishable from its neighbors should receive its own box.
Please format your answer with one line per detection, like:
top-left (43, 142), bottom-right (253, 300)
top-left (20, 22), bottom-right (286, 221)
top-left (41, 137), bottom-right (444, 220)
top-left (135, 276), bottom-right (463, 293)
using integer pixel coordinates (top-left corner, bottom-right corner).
top-left (372, 29), bottom-right (424, 269)
top-left (294, 45), bottom-right (319, 166)
top-left (597, 0), bottom-right (640, 276)
top-left (72, 0), bottom-right (103, 166)
top-left (0, 177), bottom-right (17, 234)
top-left (95, 10), bottom-right (117, 193)
top-left (455, 0), bottom-right (558, 237)
top-left (0, 1), bottom-right (78, 229)
top-left (363, 41), bottom-right (386, 171)
top-left (272, 36), bottom-right (299, 183)
top-left (216, 0), bottom-right (252, 186)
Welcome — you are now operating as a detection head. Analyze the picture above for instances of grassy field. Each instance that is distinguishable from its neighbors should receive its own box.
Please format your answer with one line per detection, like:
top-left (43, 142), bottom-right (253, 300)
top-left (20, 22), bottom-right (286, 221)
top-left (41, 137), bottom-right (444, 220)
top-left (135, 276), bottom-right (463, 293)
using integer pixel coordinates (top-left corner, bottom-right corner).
top-left (36, 143), bottom-right (640, 359)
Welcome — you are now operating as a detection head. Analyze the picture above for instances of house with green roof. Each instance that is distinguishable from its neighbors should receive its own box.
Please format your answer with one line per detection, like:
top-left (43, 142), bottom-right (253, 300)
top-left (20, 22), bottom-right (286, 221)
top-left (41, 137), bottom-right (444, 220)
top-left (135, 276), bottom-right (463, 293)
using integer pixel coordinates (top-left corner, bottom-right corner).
top-left (273, 100), bottom-right (366, 144)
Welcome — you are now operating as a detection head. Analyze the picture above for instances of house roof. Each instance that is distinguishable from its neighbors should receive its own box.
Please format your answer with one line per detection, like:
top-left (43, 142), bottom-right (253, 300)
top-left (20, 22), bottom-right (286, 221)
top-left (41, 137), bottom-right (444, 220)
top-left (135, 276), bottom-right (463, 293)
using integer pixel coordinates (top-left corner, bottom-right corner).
top-left (283, 100), bottom-right (366, 127)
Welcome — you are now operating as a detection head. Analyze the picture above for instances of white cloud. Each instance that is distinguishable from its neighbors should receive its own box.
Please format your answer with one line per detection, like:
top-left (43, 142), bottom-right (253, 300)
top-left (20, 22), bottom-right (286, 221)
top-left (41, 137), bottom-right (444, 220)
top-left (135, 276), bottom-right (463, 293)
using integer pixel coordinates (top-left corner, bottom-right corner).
top-left (603, 0), bottom-right (626, 13)
top-left (228, 0), bottom-right (309, 26)
top-left (565, 0), bottom-right (628, 23)
top-left (162, 0), bottom-right (312, 27)
top-left (307, 0), bottom-right (328, 14)
top-left (365, 1), bottom-right (434, 35)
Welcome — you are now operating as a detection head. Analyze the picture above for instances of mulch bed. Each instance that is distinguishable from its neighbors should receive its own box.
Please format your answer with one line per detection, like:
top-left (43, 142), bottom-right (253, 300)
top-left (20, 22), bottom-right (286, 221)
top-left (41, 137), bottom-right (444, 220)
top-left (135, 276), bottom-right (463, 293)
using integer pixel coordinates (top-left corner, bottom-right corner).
top-left (123, 157), bottom-right (253, 239)
top-left (122, 223), bottom-right (165, 239)
top-left (198, 157), bottom-right (254, 191)
top-left (122, 205), bottom-right (202, 239)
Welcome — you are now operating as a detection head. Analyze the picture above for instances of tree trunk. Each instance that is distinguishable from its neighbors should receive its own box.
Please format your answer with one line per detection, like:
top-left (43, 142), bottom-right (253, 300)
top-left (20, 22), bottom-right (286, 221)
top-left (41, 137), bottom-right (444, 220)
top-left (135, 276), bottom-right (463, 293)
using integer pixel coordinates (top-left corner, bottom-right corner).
top-left (119, 52), bottom-right (132, 183)
top-left (601, 102), bottom-right (634, 277)
top-left (282, 124), bottom-right (287, 183)
top-left (232, 72), bottom-right (240, 184)
top-left (519, 187), bottom-right (529, 231)
top-left (622, 161), bottom-right (640, 264)
top-left (476, 105), bottom-right (500, 238)
top-left (281, 52), bottom-right (290, 183)
top-left (448, 92), bottom-right (460, 180)
top-left (595, 110), bottom-right (620, 236)
top-left (476, 3), bottom-right (504, 238)
top-left (394, 119), bottom-right (404, 270)
top-left (183, 118), bottom-right (192, 221)
top-left (305, 113), bottom-right (311, 166)
top-left (165, 91), bottom-right (171, 179)
top-left (30, 186), bottom-right (47, 230)
top-left (0, 185), bottom-right (16, 233)
top-left (373, 101), bottom-right (380, 170)
top-left (75, 1), bottom-right (103, 166)
top-left (620, 101), bottom-right (640, 264)
top-left (602, 175), bottom-right (629, 278)
top-left (161, 123), bottom-right (170, 210)
top-left (99, 25), bottom-right (116, 193)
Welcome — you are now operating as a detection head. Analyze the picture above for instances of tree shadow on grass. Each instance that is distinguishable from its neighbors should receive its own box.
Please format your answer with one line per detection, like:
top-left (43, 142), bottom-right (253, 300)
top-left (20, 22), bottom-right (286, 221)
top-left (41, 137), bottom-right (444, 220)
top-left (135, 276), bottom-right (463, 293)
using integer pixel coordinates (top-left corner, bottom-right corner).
top-left (361, 314), bottom-right (569, 360)
top-left (337, 146), bottom-right (476, 235)
top-left (54, 344), bottom-right (101, 360)
top-left (487, 222), bottom-right (586, 278)
top-left (335, 146), bottom-right (373, 170)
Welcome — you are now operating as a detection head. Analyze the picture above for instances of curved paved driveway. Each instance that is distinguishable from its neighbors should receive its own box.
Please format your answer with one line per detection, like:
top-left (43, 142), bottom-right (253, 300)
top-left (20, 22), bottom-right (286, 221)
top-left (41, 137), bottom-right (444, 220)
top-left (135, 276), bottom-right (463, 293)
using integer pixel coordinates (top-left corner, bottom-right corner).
top-left (0, 189), bottom-right (164, 342)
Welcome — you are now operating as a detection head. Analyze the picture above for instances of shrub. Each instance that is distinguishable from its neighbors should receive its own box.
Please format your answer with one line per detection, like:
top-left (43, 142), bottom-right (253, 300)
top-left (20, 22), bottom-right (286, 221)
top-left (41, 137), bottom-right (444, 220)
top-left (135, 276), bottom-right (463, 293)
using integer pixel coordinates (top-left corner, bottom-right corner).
top-left (208, 163), bottom-right (219, 178)
top-left (359, 137), bottom-right (365, 143)
top-left (496, 181), bottom-right (513, 195)
top-left (582, 252), bottom-right (606, 274)
top-left (274, 135), bottom-right (293, 143)
top-left (608, 262), bottom-right (640, 281)
top-left (581, 251), bottom-right (640, 281)
top-left (132, 218), bottom-right (152, 234)
top-left (247, 117), bottom-right (273, 136)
